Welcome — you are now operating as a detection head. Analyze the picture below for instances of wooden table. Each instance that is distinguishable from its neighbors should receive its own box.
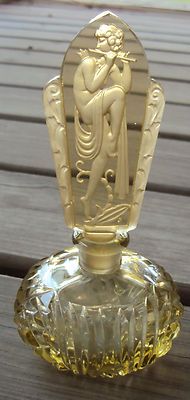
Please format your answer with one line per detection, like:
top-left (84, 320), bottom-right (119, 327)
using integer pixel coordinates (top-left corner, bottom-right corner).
top-left (0, 2), bottom-right (189, 399)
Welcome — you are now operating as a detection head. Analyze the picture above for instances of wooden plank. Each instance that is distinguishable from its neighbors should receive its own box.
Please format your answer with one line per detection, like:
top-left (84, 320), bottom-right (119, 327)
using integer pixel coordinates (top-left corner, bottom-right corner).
top-left (0, 120), bottom-right (54, 173)
top-left (0, 49), bottom-right (190, 86)
top-left (0, 64), bottom-right (58, 89)
top-left (0, 63), bottom-right (189, 108)
top-left (0, 9), bottom-right (189, 35)
top-left (0, 27), bottom-right (72, 42)
top-left (151, 64), bottom-right (190, 82)
top-left (0, 16), bottom-right (190, 38)
top-left (1, 62), bottom-right (189, 94)
top-left (147, 51), bottom-right (190, 66)
top-left (1, 35), bottom-right (190, 55)
top-left (0, 36), bottom-right (69, 53)
top-left (0, 2), bottom-right (190, 45)
top-left (1, 4), bottom-right (190, 27)
top-left (144, 40), bottom-right (190, 54)
top-left (0, 274), bottom-right (190, 400)
top-left (1, 10), bottom-right (190, 33)
top-left (0, 171), bottom-right (189, 283)
top-left (1, 46), bottom-right (190, 67)
top-left (0, 119), bottom-right (189, 192)
top-left (0, 86), bottom-right (189, 138)
top-left (5, 19), bottom-right (182, 37)
top-left (0, 26), bottom-right (190, 45)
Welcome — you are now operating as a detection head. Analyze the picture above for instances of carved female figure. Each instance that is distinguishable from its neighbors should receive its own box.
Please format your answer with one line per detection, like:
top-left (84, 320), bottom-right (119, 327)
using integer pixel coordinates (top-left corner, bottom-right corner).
top-left (73, 24), bottom-right (132, 218)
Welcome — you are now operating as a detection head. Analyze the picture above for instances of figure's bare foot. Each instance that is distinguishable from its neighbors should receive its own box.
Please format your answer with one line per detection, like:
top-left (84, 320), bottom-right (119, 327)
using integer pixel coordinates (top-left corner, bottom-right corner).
top-left (81, 196), bottom-right (91, 219)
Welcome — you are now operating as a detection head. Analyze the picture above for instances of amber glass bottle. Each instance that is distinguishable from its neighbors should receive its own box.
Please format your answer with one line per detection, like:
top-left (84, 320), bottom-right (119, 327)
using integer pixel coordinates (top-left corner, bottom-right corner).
top-left (14, 11), bottom-right (183, 378)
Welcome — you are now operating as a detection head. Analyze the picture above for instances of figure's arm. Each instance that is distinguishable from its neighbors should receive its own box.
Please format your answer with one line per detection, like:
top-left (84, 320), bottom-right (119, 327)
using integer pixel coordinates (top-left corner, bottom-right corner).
top-left (82, 54), bottom-right (116, 93)
top-left (110, 62), bottom-right (132, 93)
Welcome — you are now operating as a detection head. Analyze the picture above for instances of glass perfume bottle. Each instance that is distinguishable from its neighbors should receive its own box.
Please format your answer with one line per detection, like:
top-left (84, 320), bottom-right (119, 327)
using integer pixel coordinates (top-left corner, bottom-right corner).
top-left (14, 11), bottom-right (183, 378)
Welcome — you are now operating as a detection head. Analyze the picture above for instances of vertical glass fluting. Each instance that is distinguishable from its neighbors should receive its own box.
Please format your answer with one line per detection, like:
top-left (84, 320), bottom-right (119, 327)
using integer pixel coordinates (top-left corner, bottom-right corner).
top-left (14, 248), bottom-right (183, 378)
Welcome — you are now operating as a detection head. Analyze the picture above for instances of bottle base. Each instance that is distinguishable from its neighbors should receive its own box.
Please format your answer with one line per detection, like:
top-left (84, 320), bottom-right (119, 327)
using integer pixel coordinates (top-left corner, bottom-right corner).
top-left (14, 247), bottom-right (183, 378)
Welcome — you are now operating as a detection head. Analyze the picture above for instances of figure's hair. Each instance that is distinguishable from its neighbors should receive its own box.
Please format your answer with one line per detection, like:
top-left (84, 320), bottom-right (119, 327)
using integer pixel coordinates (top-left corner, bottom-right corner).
top-left (95, 24), bottom-right (124, 52)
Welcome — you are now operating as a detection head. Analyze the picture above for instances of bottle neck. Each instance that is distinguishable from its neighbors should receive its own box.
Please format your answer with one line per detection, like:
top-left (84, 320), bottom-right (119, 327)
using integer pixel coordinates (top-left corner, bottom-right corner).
top-left (73, 230), bottom-right (129, 274)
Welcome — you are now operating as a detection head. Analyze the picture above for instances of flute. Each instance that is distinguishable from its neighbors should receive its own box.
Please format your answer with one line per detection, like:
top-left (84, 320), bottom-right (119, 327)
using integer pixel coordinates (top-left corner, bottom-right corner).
top-left (89, 48), bottom-right (137, 62)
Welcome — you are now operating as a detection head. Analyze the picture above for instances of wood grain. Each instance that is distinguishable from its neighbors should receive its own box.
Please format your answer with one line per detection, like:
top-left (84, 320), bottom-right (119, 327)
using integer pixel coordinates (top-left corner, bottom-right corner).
top-left (0, 274), bottom-right (189, 400)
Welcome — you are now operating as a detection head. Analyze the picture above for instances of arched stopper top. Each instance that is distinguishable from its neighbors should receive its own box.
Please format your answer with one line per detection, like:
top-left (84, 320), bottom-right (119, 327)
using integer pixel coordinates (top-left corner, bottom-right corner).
top-left (43, 12), bottom-right (164, 235)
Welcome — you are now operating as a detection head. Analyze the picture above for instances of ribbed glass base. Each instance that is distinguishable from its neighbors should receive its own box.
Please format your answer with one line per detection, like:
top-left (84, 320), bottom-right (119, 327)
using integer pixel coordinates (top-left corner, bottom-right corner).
top-left (14, 248), bottom-right (183, 378)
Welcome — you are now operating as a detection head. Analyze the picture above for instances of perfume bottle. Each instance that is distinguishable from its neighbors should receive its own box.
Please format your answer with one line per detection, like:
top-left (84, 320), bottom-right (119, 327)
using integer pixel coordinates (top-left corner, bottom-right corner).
top-left (14, 12), bottom-right (183, 378)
